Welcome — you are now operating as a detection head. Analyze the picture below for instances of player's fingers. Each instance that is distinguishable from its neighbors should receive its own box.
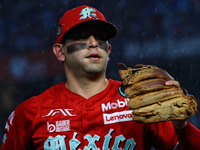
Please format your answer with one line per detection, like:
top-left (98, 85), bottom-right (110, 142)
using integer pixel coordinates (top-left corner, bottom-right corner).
top-left (165, 80), bottom-right (180, 87)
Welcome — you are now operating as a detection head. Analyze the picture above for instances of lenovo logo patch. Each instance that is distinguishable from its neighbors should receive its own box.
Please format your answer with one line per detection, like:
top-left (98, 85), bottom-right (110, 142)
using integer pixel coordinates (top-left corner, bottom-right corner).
top-left (103, 110), bottom-right (132, 124)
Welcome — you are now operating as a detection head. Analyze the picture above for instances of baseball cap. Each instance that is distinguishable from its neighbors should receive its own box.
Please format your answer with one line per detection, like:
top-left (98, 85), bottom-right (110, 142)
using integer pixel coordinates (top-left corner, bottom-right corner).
top-left (56, 5), bottom-right (117, 43)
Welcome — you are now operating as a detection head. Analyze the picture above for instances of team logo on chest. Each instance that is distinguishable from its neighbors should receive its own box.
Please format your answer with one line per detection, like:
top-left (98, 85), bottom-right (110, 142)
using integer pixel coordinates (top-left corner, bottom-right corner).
top-left (42, 109), bottom-right (76, 117)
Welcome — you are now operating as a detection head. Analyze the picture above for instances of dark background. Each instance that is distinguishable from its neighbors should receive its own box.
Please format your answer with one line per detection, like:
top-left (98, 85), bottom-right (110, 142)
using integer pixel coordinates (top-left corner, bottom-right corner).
top-left (1, 0), bottom-right (200, 145)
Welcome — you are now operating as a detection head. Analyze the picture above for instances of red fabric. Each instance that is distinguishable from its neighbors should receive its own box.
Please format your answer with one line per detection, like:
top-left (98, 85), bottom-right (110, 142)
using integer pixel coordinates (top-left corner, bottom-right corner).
top-left (175, 120), bottom-right (200, 150)
top-left (1, 79), bottom-right (200, 150)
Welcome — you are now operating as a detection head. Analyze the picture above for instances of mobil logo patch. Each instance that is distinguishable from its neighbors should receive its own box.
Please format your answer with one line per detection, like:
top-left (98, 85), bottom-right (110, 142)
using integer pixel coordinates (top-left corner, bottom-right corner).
top-left (101, 98), bottom-right (129, 112)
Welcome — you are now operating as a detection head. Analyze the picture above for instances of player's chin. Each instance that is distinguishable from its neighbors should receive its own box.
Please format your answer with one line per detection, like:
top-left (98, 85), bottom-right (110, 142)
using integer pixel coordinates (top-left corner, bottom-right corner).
top-left (84, 63), bottom-right (106, 74)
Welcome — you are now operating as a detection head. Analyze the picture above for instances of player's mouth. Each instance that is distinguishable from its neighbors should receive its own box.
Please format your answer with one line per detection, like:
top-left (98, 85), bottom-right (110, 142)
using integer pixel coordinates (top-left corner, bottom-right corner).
top-left (86, 53), bottom-right (101, 61)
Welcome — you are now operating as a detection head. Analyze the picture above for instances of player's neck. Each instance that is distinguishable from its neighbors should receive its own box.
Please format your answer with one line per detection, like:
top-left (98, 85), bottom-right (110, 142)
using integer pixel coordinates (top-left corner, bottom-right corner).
top-left (65, 73), bottom-right (109, 99)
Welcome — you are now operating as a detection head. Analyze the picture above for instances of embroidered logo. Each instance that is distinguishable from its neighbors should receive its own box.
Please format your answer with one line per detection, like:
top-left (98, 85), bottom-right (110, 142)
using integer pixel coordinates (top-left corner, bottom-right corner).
top-left (47, 120), bottom-right (70, 133)
top-left (42, 109), bottom-right (76, 117)
top-left (79, 7), bottom-right (98, 20)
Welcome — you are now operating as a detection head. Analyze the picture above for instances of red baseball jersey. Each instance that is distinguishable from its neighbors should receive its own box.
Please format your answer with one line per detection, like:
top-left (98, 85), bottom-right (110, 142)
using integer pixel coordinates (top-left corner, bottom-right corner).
top-left (1, 79), bottom-right (200, 150)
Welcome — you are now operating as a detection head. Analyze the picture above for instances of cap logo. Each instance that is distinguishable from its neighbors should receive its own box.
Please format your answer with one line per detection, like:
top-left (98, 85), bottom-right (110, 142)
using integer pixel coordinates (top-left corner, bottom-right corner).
top-left (79, 7), bottom-right (98, 20)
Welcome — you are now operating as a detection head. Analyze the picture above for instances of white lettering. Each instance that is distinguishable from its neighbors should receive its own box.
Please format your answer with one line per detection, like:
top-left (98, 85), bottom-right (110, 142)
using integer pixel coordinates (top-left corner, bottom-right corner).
top-left (52, 109), bottom-right (67, 116)
top-left (8, 111), bottom-right (15, 125)
top-left (111, 102), bottom-right (118, 109)
top-left (102, 102), bottom-right (111, 112)
top-left (117, 99), bottom-right (126, 108)
top-left (64, 109), bottom-right (76, 116)
top-left (47, 120), bottom-right (70, 133)
top-left (47, 122), bottom-right (56, 133)
top-left (101, 99), bottom-right (129, 112)
top-left (5, 122), bottom-right (9, 132)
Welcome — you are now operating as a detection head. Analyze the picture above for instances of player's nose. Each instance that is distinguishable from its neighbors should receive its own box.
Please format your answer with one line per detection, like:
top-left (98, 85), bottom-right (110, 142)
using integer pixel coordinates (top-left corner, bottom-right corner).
top-left (87, 35), bottom-right (98, 50)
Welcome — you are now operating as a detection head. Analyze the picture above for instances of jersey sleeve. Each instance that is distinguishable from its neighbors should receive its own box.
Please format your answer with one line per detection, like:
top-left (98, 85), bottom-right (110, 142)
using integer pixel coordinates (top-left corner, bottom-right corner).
top-left (148, 120), bottom-right (200, 150)
top-left (175, 120), bottom-right (200, 150)
top-left (1, 103), bottom-right (33, 150)
top-left (147, 121), bottom-right (179, 149)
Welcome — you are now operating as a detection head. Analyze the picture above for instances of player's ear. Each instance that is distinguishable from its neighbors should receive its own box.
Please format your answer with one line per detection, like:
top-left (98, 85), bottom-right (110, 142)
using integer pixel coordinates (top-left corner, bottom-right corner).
top-left (53, 43), bottom-right (65, 62)
top-left (107, 44), bottom-right (111, 61)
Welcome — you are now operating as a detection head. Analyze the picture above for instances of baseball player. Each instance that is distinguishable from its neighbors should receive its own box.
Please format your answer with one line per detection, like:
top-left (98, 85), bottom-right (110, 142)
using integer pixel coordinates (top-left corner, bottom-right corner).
top-left (1, 5), bottom-right (200, 150)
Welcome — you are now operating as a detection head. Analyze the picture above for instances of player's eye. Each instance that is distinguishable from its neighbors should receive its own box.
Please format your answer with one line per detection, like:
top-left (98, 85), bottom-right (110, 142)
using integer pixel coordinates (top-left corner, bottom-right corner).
top-left (80, 32), bottom-right (90, 39)
top-left (69, 32), bottom-right (108, 42)
top-left (93, 34), bottom-right (105, 41)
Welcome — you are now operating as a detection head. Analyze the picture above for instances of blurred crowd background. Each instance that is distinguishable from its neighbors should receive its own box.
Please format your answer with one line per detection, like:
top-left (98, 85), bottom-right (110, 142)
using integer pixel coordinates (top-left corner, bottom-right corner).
top-left (1, 0), bottom-right (200, 145)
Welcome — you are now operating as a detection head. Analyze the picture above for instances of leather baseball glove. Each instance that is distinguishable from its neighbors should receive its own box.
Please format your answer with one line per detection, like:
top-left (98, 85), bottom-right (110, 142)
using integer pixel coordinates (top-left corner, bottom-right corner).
top-left (118, 63), bottom-right (198, 123)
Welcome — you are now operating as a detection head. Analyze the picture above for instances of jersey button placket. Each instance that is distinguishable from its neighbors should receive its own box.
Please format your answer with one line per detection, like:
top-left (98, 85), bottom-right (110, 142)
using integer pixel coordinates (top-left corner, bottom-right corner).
top-left (86, 103), bottom-right (92, 108)
top-left (82, 101), bottom-right (94, 131)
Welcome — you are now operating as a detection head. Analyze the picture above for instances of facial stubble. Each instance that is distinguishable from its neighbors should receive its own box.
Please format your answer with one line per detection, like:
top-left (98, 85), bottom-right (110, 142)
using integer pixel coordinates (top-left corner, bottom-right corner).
top-left (65, 41), bottom-right (110, 75)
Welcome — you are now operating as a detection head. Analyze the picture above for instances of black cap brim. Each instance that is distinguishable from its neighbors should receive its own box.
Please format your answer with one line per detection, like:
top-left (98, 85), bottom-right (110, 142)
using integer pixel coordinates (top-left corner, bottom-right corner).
top-left (61, 20), bottom-right (117, 43)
